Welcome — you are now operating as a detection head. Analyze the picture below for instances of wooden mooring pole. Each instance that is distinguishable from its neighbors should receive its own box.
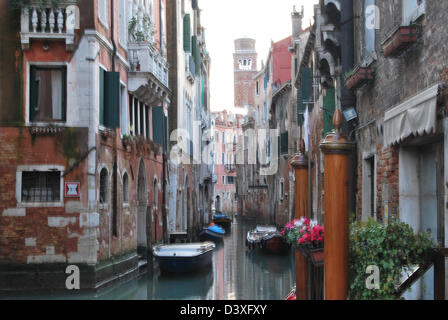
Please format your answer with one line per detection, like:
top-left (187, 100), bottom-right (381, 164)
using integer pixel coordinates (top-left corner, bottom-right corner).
top-left (320, 109), bottom-right (354, 300)
top-left (290, 140), bottom-right (311, 300)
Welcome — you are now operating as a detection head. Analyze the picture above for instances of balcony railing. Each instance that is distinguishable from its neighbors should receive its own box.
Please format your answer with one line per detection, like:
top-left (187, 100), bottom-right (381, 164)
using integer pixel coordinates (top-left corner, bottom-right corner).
top-left (20, 1), bottom-right (78, 51)
top-left (129, 42), bottom-right (169, 88)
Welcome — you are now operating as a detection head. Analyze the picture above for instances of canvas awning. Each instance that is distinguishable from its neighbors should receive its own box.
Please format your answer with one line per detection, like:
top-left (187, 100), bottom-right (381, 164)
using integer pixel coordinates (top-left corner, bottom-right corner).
top-left (383, 83), bottom-right (439, 147)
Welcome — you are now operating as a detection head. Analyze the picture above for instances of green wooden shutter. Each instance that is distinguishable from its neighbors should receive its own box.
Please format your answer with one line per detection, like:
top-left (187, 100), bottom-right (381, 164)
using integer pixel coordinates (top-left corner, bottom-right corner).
top-left (281, 132), bottom-right (288, 155)
top-left (323, 88), bottom-right (336, 137)
top-left (195, 38), bottom-right (200, 75)
top-left (152, 106), bottom-right (164, 146)
top-left (99, 68), bottom-right (105, 126)
top-left (29, 66), bottom-right (38, 122)
top-left (183, 14), bottom-right (191, 52)
top-left (104, 71), bottom-right (120, 128)
top-left (297, 88), bottom-right (304, 126)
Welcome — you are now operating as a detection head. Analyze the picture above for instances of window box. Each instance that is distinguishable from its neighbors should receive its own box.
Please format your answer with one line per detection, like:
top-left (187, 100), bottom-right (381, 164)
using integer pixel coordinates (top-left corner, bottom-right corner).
top-left (345, 65), bottom-right (374, 90)
top-left (382, 25), bottom-right (421, 58)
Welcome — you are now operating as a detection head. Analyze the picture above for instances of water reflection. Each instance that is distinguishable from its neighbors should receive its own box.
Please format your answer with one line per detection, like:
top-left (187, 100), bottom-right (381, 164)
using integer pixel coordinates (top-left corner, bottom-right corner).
top-left (1, 218), bottom-right (295, 300)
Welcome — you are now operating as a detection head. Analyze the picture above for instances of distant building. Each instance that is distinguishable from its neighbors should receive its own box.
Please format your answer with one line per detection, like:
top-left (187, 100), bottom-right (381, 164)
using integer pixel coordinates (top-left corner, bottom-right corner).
top-left (211, 111), bottom-right (242, 215)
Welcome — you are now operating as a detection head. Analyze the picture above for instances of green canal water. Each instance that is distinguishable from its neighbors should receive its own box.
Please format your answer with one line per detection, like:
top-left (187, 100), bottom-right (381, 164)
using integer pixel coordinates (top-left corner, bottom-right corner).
top-left (2, 218), bottom-right (295, 300)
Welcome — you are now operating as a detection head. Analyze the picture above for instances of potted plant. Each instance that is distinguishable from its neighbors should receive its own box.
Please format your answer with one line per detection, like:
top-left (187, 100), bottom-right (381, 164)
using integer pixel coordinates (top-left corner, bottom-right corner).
top-left (283, 218), bottom-right (325, 266)
top-left (345, 64), bottom-right (374, 90)
top-left (382, 23), bottom-right (421, 58)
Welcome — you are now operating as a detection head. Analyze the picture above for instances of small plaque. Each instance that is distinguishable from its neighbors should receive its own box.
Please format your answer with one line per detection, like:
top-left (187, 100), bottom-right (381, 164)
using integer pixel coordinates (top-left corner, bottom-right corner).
top-left (65, 182), bottom-right (80, 198)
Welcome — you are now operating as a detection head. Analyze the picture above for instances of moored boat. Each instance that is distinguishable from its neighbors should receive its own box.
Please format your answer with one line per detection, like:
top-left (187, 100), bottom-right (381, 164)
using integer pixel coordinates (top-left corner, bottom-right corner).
top-left (261, 231), bottom-right (290, 255)
top-left (246, 226), bottom-right (278, 250)
top-left (199, 223), bottom-right (225, 242)
top-left (153, 242), bottom-right (215, 274)
top-left (212, 212), bottom-right (232, 230)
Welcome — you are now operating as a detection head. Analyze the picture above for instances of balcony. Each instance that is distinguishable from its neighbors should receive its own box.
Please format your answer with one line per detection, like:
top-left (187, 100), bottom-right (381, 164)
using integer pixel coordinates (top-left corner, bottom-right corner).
top-left (345, 64), bottom-right (374, 90)
top-left (225, 165), bottom-right (236, 173)
top-left (382, 25), bottom-right (421, 58)
top-left (20, 1), bottom-right (78, 51)
top-left (129, 41), bottom-right (169, 88)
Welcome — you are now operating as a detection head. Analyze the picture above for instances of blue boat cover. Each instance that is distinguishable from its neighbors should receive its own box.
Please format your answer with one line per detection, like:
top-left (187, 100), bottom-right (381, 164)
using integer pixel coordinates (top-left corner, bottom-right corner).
top-left (213, 213), bottom-right (229, 220)
top-left (208, 225), bottom-right (225, 235)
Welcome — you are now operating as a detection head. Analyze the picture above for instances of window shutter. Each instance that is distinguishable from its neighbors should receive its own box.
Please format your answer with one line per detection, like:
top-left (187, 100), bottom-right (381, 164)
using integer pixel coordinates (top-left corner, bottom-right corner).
top-left (297, 88), bottom-right (304, 126)
top-left (192, 0), bottom-right (198, 9)
top-left (152, 106), bottom-right (164, 146)
top-left (323, 88), bottom-right (336, 137)
top-left (195, 37), bottom-right (200, 75)
top-left (99, 68), bottom-right (105, 126)
top-left (281, 132), bottom-right (288, 155)
top-left (29, 66), bottom-right (38, 122)
top-left (183, 14), bottom-right (191, 52)
top-left (104, 71), bottom-right (120, 128)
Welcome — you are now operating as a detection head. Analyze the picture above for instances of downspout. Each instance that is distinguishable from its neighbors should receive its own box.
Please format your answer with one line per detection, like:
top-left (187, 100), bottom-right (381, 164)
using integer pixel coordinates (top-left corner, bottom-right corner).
top-left (110, 0), bottom-right (118, 256)
top-left (340, 0), bottom-right (357, 218)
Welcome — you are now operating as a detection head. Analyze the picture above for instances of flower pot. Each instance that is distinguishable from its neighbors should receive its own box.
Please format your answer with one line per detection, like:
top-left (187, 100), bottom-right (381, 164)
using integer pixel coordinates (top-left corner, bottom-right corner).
top-left (382, 25), bottom-right (420, 58)
top-left (309, 248), bottom-right (324, 267)
top-left (345, 66), bottom-right (373, 90)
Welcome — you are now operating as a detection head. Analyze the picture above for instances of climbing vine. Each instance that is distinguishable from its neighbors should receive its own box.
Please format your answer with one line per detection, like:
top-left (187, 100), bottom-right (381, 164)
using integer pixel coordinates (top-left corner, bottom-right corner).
top-left (349, 219), bottom-right (435, 300)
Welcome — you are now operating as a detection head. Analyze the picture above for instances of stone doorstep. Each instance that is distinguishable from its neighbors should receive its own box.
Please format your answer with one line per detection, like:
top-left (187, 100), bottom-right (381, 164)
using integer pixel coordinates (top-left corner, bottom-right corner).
top-left (0, 251), bottom-right (139, 293)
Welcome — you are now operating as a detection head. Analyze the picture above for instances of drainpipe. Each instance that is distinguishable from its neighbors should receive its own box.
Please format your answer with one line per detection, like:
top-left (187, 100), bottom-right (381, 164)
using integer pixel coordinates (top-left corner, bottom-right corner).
top-left (340, 0), bottom-right (357, 218)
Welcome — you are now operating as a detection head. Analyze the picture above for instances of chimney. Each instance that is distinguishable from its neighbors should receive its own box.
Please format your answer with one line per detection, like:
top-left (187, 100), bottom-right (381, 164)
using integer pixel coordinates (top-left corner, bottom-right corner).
top-left (291, 5), bottom-right (304, 40)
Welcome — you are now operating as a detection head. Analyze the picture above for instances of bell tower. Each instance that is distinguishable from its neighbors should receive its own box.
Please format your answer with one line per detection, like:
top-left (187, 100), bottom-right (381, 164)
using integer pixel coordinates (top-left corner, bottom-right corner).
top-left (233, 38), bottom-right (258, 109)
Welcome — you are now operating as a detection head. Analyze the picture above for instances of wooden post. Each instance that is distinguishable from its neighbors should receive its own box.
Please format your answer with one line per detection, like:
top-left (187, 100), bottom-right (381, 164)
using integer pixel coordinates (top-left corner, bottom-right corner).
top-left (290, 140), bottom-right (311, 300)
top-left (320, 109), bottom-right (354, 300)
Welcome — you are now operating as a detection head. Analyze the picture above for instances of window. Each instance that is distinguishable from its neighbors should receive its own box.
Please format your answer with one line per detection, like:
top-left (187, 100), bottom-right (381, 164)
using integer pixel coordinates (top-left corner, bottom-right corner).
top-left (215, 132), bottom-right (219, 143)
top-left (222, 153), bottom-right (225, 165)
top-left (29, 66), bottom-right (66, 123)
top-left (279, 179), bottom-right (284, 201)
top-left (99, 168), bottom-right (109, 204)
top-left (123, 172), bottom-right (129, 203)
top-left (222, 176), bottom-right (225, 185)
top-left (256, 80), bottom-right (259, 95)
top-left (98, 0), bottom-right (108, 27)
top-left (153, 179), bottom-right (158, 209)
top-left (227, 176), bottom-right (235, 185)
top-left (222, 132), bottom-right (225, 144)
top-left (402, 0), bottom-right (425, 25)
top-left (120, 84), bottom-right (128, 135)
top-left (118, 0), bottom-right (127, 47)
top-left (22, 171), bottom-right (61, 203)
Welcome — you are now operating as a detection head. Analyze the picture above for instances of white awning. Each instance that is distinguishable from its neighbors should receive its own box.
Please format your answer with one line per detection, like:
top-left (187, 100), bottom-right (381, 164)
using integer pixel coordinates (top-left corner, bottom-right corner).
top-left (383, 83), bottom-right (439, 147)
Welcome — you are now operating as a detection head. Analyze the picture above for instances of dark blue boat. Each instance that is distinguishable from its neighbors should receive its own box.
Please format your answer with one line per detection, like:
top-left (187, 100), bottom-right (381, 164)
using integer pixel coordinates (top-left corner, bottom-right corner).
top-left (153, 242), bottom-right (215, 274)
top-left (212, 212), bottom-right (232, 230)
top-left (199, 224), bottom-right (225, 242)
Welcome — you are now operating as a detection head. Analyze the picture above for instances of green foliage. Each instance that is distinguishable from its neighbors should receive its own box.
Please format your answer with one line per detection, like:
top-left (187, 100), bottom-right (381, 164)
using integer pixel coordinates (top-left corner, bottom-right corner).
top-left (349, 219), bottom-right (434, 300)
top-left (128, 15), bottom-right (155, 42)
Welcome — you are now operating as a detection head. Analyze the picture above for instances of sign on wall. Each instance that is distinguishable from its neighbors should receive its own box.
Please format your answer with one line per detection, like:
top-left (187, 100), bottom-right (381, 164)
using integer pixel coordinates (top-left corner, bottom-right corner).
top-left (65, 182), bottom-right (80, 198)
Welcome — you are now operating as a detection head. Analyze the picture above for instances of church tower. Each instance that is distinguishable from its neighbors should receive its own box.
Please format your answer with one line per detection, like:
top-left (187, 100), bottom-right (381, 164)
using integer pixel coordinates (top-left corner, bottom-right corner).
top-left (233, 38), bottom-right (258, 109)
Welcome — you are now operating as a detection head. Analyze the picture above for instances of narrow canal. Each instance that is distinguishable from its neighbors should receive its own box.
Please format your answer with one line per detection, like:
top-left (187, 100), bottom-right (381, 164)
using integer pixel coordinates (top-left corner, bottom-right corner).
top-left (3, 218), bottom-right (295, 300)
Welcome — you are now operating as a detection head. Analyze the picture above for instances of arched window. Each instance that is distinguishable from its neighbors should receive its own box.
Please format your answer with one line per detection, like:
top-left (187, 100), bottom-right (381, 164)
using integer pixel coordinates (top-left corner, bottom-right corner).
top-left (99, 168), bottom-right (108, 204)
top-left (123, 172), bottom-right (129, 203)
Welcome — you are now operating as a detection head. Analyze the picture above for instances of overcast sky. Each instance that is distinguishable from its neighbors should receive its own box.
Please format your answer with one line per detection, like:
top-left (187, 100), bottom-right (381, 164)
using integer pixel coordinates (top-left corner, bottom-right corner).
top-left (200, 0), bottom-right (318, 113)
